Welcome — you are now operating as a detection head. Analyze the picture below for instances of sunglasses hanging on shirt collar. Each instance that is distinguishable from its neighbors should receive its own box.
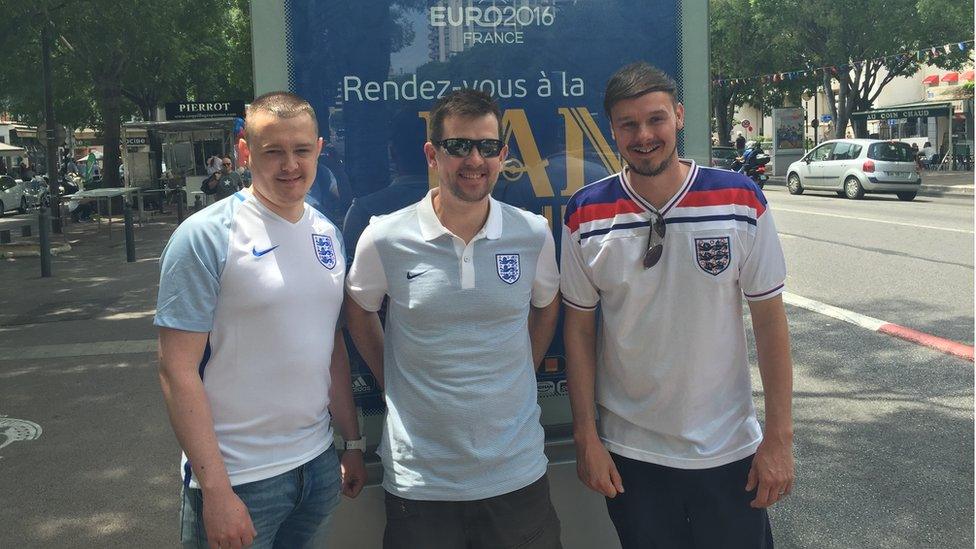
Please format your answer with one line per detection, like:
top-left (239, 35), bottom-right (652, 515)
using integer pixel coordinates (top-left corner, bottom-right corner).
top-left (644, 210), bottom-right (666, 269)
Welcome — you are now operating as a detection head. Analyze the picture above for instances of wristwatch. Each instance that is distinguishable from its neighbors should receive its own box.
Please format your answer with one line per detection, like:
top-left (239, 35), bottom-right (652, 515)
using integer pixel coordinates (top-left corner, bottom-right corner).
top-left (343, 436), bottom-right (366, 452)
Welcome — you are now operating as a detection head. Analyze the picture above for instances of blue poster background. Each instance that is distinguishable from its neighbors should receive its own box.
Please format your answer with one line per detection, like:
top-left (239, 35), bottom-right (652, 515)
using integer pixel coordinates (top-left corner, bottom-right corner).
top-left (284, 0), bottom-right (684, 414)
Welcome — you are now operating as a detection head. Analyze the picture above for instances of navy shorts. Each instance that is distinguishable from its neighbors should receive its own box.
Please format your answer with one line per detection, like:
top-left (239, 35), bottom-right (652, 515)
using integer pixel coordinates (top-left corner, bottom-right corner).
top-left (606, 453), bottom-right (773, 549)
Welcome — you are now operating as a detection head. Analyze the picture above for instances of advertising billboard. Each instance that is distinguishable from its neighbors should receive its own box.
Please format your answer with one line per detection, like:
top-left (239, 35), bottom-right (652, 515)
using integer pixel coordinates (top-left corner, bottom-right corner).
top-left (252, 0), bottom-right (709, 416)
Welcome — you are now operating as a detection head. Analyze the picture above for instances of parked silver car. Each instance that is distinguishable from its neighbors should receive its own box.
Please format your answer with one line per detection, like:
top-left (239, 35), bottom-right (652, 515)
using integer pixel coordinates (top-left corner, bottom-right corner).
top-left (786, 139), bottom-right (921, 201)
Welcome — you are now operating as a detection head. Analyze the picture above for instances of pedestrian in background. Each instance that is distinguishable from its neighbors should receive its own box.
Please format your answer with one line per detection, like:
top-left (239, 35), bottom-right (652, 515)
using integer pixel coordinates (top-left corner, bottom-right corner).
top-left (200, 156), bottom-right (243, 201)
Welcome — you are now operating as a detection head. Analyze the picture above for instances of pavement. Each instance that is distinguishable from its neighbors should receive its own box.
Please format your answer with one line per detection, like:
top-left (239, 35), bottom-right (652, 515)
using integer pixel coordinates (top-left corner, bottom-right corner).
top-left (0, 198), bottom-right (972, 548)
top-left (768, 169), bottom-right (975, 196)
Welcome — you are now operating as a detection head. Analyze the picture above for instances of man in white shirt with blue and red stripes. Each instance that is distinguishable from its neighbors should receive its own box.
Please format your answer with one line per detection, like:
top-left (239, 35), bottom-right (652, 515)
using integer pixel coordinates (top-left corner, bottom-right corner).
top-left (561, 62), bottom-right (795, 548)
top-left (155, 92), bottom-right (365, 549)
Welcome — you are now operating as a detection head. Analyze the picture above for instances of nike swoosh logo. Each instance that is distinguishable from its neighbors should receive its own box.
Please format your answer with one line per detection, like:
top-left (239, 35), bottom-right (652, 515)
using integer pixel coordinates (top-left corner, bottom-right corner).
top-left (252, 245), bottom-right (279, 257)
top-left (406, 270), bottom-right (429, 280)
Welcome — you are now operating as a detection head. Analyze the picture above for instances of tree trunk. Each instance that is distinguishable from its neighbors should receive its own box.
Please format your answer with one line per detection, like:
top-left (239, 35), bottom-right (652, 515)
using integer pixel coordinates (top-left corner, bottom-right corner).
top-left (714, 90), bottom-right (732, 147)
top-left (96, 79), bottom-right (123, 188)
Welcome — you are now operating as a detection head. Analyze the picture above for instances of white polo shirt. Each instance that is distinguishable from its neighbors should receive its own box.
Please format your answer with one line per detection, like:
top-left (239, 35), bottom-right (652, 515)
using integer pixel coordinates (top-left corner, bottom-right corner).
top-left (155, 192), bottom-right (345, 487)
top-left (346, 189), bottom-right (559, 500)
top-left (560, 161), bottom-right (786, 469)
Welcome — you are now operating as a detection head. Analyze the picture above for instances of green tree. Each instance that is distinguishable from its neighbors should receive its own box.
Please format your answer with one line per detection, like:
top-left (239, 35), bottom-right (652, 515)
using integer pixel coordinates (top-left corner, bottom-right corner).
top-left (755, 0), bottom-right (973, 138)
top-left (711, 0), bottom-right (817, 145)
top-left (0, 0), bottom-right (253, 186)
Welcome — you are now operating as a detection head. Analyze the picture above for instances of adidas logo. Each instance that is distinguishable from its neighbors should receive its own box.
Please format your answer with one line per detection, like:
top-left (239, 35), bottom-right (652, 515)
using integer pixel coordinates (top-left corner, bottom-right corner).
top-left (352, 376), bottom-right (371, 394)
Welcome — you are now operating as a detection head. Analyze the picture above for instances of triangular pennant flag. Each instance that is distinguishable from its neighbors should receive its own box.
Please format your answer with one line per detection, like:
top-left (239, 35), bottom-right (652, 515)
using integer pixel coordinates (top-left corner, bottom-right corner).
top-left (944, 45), bottom-right (951, 53)
top-left (959, 43), bottom-right (966, 51)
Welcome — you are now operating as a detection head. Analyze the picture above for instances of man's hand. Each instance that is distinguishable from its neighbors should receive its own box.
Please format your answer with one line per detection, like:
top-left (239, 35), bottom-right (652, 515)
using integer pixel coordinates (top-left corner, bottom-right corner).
top-left (340, 450), bottom-right (367, 498)
top-left (745, 435), bottom-right (794, 508)
top-left (575, 433), bottom-right (624, 498)
top-left (201, 488), bottom-right (257, 549)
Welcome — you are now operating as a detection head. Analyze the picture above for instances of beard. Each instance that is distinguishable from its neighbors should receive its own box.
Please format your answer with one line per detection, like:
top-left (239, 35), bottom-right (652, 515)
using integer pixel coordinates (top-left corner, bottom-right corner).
top-left (626, 142), bottom-right (677, 177)
top-left (444, 175), bottom-right (494, 203)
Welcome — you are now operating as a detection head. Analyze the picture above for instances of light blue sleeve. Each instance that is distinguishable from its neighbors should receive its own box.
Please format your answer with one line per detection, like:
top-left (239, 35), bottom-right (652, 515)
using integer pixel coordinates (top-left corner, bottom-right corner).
top-left (153, 204), bottom-right (234, 332)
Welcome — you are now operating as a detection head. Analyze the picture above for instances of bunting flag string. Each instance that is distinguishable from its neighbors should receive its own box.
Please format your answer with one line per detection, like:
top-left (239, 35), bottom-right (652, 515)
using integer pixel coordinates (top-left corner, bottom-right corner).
top-left (712, 39), bottom-right (974, 87)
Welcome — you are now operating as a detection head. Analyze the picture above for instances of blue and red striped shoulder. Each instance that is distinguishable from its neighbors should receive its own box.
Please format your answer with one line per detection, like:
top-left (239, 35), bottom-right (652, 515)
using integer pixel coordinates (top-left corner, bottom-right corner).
top-left (564, 173), bottom-right (643, 233)
top-left (677, 167), bottom-right (768, 216)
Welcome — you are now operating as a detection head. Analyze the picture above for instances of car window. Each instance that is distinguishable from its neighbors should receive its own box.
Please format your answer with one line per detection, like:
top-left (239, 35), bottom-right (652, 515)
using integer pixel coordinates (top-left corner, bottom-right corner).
top-left (868, 142), bottom-right (914, 162)
top-left (850, 145), bottom-right (862, 158)
top-left (0, 176), bottom-right (13, 191)
top-left (831, 142), bottom-right (853, 160)
top-left (809, 143), bottom-right (835, 162)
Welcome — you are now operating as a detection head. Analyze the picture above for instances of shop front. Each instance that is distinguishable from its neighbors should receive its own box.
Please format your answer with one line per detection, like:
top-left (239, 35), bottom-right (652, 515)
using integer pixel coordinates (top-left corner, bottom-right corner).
top-left (851, 98), bottom-right (973, 170)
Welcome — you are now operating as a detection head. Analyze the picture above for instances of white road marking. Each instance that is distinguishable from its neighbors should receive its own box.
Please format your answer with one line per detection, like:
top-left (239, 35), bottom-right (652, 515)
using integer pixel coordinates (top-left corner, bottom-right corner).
top-left (783, 292), bottom-right (886, 330)
top-left (774, 207), bottom-right (974, 234)
top-left (783, 292), bottom-right (974, 361)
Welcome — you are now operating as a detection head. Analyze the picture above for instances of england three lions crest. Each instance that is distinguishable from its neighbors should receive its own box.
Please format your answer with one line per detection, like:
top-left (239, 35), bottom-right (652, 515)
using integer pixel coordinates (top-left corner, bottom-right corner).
top-left (694, 237), bottom-right (731, 276)
top-left (312, 234), bottom-right (337, 269)
top-left (496, 253), bottom-right (520, 284)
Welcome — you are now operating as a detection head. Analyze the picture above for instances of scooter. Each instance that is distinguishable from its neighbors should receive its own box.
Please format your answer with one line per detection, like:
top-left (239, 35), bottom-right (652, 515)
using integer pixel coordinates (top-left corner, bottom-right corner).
top-left (730, 146), bottom-right (771, 189)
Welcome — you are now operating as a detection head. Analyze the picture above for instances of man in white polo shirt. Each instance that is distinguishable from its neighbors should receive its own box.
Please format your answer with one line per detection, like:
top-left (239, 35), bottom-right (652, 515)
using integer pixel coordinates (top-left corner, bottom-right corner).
top-left (345, 89), bottom-right (562, 548)
top-left (561, 62), bottom-right (794, 548)
top-left (155, 91), bottom-right (365, 549)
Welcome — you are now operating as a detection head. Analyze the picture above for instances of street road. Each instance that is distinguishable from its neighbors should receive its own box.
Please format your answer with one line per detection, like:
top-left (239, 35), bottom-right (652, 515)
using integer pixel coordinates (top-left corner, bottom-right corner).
top-left (769, 186), bottom-right (974, 345)
top-left (759, 186), bottom-right (974, 549)
top-left (0, 191), bottom-right (972, 548)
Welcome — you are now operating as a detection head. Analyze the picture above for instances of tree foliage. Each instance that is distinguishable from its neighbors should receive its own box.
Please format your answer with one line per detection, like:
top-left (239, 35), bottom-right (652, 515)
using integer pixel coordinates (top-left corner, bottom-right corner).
top-left (0, 0), bottom-right (253, 186)
top-left (751, 0), bottom-right (973, 138)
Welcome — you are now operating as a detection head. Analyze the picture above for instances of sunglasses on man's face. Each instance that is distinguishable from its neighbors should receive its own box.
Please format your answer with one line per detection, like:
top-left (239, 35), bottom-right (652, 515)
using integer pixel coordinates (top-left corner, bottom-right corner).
top-left (643, 211), bottom-right (667, 269)
top-left (434, 138), bottom-right (505, 158)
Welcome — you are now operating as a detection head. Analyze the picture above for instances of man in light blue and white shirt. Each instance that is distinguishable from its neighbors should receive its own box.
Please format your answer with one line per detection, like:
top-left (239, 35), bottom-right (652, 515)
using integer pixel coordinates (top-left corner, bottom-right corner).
top-left (346, 89), bottom-right (562, 548)
top-left (155, 92), bottom-right (365, 549)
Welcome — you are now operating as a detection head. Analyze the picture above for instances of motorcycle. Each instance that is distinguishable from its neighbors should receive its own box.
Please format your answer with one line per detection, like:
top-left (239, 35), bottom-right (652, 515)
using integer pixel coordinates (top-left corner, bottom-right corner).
top-left (730, 145), bottom-right (771, 189)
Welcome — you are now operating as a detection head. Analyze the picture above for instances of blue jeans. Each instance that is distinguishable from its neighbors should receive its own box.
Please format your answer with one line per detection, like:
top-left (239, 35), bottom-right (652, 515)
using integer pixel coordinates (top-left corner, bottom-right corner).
top-left (181, 446), bottom-right (341, 549)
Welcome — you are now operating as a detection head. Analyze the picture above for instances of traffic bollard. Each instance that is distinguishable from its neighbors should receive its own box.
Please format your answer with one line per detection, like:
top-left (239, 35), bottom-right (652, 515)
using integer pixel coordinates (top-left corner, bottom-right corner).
top-left (123, 200), bottom-right (136, 262)
top-left (176, 191), bottom-right (186, 224)
top-left (39, 206), bottom-right (52, 277)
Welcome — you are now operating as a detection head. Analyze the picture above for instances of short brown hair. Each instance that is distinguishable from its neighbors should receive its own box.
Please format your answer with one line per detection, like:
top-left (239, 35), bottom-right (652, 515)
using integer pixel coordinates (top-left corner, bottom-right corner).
top-left (428, 89), bottom-right (502, 144)
top-left (603, 62), bottom-right (678, 119)
top-left (245, 91), bottom-right (318, 139)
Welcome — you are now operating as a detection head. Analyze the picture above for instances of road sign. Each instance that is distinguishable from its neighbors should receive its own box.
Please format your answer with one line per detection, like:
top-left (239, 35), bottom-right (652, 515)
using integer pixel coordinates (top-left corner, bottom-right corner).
top-left (35, 123), bottom-right (66, 147)
top-left (741, 119), bottom-right (751, 127)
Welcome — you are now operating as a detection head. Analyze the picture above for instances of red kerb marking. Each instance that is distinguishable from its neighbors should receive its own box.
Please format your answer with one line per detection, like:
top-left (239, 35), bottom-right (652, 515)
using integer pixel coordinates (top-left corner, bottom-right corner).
top-left (878, 323), bottom-right (974, 362)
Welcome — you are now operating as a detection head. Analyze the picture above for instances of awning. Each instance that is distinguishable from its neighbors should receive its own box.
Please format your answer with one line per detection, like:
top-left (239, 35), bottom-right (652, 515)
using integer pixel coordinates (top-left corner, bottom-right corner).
top-left (941, 72), bottom-right (959, 83)
top-left (922, 75), bottom-right (939, 85)
top-left (0, 141), bottom-right (26, 157)
top-left (962, 70), bottom-right (974, 82)
top-left (850, 101), bottom-right (953, 122)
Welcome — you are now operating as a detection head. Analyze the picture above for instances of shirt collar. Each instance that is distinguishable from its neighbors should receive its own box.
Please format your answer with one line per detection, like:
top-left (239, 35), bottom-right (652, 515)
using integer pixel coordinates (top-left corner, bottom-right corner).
top-left (620, 158), bottom-right (697, 216)
top-left (417, 188), bottom-right (503, 242)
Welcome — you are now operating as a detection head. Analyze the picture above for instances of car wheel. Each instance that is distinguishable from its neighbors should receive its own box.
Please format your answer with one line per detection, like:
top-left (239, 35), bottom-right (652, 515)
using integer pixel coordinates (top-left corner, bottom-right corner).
top-left (787, 173), bottom-right (804, 195)
top-left (897, 191), bottom-right (917, 201)
top-left (0, 200), bottom-right (5, 218)
top-left (844, 176), bottom-right (864, 199)
top-left (19, 196), bottom-right (27, 213)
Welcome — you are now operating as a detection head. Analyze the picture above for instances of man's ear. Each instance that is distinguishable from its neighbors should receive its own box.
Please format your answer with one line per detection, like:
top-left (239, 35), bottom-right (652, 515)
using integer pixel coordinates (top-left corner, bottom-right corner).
top-left (237, 138), bottom-right (249, 166)
top-left (424, 142), bottom-right (438, 168)
top-left (675, 102), bottom-right (685, 132)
